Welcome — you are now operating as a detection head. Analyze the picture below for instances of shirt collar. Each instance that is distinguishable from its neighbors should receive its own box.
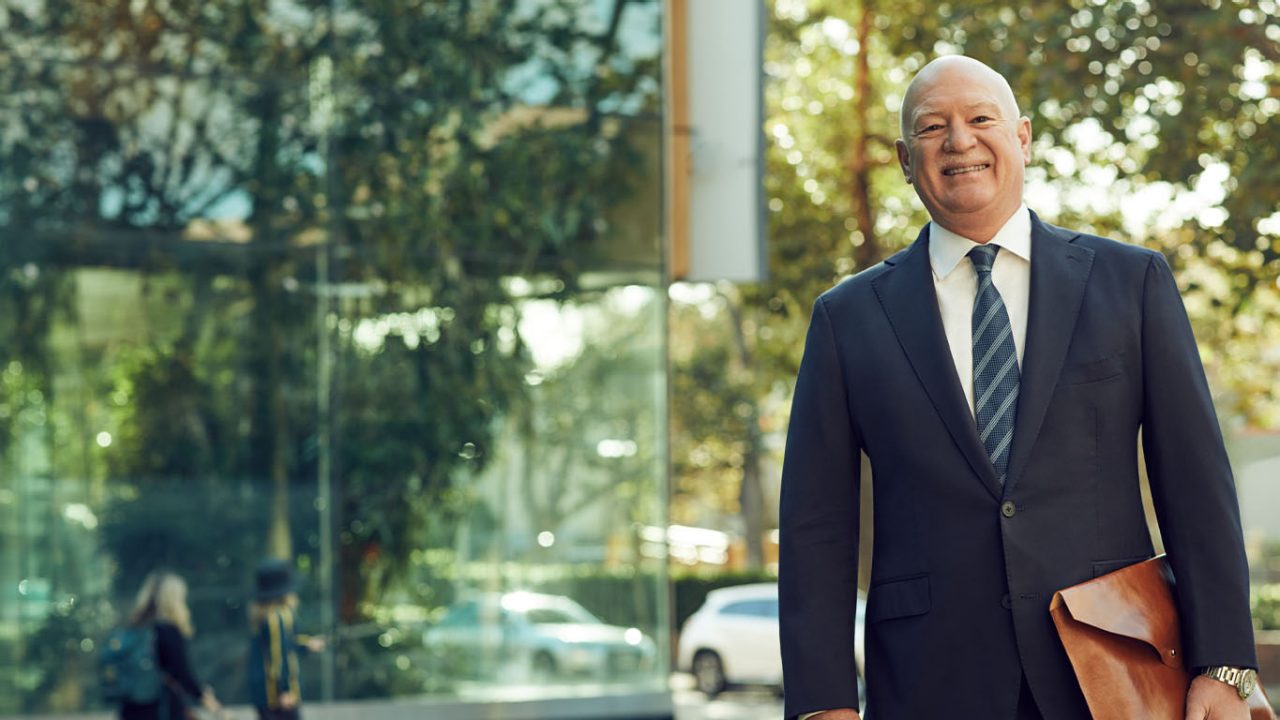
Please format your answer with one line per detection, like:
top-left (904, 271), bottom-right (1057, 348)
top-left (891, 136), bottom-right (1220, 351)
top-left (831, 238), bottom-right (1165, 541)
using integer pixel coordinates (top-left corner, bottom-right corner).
top-left (928, 204), bottom-right (1032, 279)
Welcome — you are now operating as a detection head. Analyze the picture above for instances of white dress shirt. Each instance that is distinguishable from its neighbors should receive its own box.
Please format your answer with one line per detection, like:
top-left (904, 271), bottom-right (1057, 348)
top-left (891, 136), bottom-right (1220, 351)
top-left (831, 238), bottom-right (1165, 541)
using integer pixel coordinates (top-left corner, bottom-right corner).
top-left (796, 206), bottom-right (1032, 720)
top-left (929, 204), bottom-right (1031, 417)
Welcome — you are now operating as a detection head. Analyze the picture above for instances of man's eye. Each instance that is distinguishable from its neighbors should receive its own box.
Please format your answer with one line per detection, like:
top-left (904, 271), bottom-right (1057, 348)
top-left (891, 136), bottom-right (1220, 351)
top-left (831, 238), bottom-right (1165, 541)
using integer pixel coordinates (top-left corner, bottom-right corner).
top-left (973, 116), bottom-right (994, 123)
top-left (919, 124), bottom-right (943, 133)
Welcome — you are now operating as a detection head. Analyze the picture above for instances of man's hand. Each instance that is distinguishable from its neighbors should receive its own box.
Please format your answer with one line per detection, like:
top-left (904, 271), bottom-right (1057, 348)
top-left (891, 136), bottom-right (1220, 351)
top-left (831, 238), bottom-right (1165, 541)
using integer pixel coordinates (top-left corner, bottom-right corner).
top-left (811, 710), bottom-right (861, 720)
top-left (1185, 675), bottom-right (1249, 720)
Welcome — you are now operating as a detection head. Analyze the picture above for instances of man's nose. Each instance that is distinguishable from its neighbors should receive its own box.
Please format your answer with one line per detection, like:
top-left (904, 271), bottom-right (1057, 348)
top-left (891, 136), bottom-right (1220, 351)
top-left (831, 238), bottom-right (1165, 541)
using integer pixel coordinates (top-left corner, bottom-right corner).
top-left (943, 124), bottom-right (977, 152)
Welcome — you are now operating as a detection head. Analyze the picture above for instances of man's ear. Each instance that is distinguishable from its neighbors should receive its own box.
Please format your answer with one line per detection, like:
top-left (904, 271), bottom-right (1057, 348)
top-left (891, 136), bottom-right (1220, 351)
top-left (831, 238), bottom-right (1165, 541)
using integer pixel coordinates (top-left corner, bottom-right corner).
top-left (896, 138), bottom-right (913, 183)
top-left (1017, 116), bottom-right (1032, 165)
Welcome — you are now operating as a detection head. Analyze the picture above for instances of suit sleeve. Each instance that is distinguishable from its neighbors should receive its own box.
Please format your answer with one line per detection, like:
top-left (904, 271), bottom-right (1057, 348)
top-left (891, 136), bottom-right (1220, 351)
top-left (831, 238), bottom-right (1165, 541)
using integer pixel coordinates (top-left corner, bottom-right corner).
top-left (1139, 253), bottom-right (1256, 670)
top-left (779, 296), bottom-right (863, 719)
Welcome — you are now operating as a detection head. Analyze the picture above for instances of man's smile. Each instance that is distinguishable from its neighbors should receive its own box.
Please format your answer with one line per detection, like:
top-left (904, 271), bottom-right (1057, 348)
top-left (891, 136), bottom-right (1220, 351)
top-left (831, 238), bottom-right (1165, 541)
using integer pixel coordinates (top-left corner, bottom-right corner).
top-left (942, 163), bottom-right (991, 176)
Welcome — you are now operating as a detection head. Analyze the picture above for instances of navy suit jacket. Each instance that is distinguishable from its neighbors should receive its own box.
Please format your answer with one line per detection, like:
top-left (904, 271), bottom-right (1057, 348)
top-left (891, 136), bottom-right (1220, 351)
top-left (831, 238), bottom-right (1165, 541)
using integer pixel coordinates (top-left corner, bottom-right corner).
top-left (778, 213), bottom-right (1256, 720)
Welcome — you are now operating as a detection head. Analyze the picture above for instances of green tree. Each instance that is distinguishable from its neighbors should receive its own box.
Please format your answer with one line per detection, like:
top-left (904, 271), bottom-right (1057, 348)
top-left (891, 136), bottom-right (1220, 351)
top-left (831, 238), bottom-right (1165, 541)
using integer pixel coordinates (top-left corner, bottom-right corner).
top-left (672, 0), bottom-right (1280, 567)
top-left (945, 0), bottom-right (1280, 427)
top-left (672, 0), bottom-right (928, 567)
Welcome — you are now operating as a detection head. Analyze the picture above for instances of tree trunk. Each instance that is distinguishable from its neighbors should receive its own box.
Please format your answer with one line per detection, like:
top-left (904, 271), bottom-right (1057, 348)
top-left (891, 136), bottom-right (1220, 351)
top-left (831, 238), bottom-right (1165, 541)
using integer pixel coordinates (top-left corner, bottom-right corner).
top-left (848, 0), bottom-right (880, 269)
top-left (247, 81), bottom-right (292, 562)
top-left (739, 438), bottom-right (766, 569)
top-left (261, 269), bottom-right (293, 561)
top-left (724, 292), bottom-right (766, 569)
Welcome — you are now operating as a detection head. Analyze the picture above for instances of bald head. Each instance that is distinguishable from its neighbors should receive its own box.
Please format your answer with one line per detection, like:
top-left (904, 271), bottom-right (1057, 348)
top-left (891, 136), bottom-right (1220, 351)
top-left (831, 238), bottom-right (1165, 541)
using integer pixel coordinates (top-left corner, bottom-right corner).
top-left (893, 55), bottom-right (1032, 242)
top-left (900, 56), bottom-right (1021, 140)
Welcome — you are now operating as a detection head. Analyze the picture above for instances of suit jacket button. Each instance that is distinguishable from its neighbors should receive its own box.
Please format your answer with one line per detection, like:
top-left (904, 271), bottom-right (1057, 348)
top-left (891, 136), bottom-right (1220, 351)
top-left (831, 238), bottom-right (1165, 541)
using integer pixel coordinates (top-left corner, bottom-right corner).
top-left (1001, 501), bottom-right (1017, 518)
top-left (1002, 594), bottom-right (1012, 610)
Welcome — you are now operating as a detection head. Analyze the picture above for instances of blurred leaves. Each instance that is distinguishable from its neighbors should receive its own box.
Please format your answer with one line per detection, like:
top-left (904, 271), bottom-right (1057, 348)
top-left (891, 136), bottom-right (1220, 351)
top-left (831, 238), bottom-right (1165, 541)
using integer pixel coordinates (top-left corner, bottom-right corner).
top-left (1254, 582), bottom-right (1280, 631)
top-left (672, 0), bottom-right (1280, 535)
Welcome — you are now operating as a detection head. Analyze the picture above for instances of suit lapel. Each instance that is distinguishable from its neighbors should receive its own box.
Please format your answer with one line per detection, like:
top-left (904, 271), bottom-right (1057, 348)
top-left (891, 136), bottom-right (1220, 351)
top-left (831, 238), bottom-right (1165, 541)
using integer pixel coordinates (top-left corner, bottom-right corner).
top-left (1004, 214), bottom-right (1094, 493)
top-left (873, 225), bottom-right (1002, 500)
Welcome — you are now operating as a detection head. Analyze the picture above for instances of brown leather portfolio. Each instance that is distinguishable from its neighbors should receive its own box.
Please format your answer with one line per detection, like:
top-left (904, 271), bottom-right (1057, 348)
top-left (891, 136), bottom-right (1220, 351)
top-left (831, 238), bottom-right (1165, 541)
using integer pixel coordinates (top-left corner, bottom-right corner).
top-left (1050, 555), bottom-right (1274, 720)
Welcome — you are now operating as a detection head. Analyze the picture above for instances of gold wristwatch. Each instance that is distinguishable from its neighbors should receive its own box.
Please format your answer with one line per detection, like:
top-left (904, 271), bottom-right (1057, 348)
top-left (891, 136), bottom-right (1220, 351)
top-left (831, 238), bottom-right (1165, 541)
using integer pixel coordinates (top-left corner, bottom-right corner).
top-left (1202, 665), bottom-right (1258, 700)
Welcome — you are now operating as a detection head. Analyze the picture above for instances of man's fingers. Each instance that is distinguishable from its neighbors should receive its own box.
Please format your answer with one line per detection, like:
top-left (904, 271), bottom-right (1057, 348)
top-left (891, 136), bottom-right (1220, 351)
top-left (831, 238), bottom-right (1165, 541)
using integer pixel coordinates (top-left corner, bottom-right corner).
top-left (1184, 691), bottom-right (1211, 720)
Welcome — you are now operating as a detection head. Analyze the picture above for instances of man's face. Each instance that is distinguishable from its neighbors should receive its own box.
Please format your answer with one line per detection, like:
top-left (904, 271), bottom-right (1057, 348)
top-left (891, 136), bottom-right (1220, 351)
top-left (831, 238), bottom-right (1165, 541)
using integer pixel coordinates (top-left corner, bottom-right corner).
top-left (895, 64), bottom-right (1032, 231)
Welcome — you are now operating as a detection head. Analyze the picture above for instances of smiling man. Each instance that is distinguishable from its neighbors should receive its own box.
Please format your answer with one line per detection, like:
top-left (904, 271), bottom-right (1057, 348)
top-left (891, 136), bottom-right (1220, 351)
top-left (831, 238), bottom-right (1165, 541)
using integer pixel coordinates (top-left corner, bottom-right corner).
top-left (778, 56), bottom-right (1258, 720)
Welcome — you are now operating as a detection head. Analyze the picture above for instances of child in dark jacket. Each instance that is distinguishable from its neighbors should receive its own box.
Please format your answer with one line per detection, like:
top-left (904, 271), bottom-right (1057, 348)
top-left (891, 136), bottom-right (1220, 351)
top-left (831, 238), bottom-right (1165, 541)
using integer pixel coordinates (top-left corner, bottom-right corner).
top-left (246, 559), bottom-right (325, 720)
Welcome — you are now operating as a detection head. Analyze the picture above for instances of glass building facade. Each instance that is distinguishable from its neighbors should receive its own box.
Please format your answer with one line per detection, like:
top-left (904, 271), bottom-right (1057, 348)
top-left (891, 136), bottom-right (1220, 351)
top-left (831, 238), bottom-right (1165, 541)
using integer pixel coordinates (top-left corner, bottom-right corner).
top-left (0, 1), bottom-right (671, 717)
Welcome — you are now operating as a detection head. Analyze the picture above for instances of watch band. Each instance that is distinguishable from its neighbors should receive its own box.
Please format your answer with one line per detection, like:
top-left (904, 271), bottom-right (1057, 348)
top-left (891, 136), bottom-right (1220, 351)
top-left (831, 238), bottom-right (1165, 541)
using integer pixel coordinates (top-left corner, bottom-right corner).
top-left (1202, 665), bottom-right (1257, 700)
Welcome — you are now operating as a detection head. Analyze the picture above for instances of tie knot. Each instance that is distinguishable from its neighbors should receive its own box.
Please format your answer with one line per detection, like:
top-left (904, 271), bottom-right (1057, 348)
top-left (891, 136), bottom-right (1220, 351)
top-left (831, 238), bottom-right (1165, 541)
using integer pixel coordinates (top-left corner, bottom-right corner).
top-left (968, 244), bottom-right (1000, 274)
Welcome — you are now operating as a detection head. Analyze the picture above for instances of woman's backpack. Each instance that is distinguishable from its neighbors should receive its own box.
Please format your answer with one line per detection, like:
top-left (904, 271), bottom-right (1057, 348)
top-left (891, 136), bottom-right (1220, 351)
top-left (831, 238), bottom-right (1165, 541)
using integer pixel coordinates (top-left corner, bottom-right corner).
top-left (99, 625), bottom-right (164, 704)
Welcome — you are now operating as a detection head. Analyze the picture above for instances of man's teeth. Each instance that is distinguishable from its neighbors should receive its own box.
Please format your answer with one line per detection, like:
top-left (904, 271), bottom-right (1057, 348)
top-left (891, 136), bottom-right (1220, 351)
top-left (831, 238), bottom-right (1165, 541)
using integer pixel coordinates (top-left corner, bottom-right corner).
top-left (944, 164), bottom-right (988, 176)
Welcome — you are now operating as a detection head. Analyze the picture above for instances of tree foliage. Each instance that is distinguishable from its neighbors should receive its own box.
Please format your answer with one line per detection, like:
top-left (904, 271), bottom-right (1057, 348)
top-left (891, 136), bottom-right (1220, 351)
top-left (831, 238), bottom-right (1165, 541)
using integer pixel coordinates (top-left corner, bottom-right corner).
top-left (671, 0), bottom-right (1280, 551)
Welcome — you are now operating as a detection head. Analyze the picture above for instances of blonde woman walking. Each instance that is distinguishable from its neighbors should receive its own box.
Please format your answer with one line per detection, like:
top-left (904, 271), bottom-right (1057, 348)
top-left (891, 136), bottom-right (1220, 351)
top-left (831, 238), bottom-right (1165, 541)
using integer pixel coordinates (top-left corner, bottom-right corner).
top-left (118, 572), bottom-right (223, 720)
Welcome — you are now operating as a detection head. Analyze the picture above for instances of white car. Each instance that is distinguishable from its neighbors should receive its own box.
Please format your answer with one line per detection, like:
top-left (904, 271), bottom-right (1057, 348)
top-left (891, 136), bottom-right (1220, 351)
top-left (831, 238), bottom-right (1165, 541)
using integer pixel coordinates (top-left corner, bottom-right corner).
top-left (676, 582), bottom-right (865, 698)
top-left (424, 591), bottom-right (656, 680)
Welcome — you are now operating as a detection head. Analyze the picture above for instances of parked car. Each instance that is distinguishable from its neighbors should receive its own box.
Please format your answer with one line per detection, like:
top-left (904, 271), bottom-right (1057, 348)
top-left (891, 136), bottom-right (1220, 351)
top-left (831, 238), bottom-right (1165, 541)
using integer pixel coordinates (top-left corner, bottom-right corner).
top-left (677, 582), bottom-right (866, 698)
top-left (424, 591), bottom-right (656, 680)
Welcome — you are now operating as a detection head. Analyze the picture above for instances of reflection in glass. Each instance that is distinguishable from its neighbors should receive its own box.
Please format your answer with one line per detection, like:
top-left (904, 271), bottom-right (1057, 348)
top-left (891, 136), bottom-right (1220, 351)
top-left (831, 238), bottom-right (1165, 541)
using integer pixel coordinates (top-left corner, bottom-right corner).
top-left (0, 0), bottom-right (666, 715)
top-left (424, 591), bottom-right (656, 689)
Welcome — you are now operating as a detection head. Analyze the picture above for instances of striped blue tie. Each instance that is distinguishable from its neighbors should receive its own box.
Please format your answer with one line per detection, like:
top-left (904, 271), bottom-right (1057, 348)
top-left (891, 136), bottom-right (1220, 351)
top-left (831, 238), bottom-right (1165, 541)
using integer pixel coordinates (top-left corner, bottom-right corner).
top-left (969, 245), bottom-right (1019, 485)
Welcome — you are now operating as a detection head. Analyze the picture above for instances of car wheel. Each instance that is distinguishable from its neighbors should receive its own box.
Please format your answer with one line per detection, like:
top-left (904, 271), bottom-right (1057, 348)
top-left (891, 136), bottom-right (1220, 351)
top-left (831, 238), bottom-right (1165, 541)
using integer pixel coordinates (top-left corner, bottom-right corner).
top-left (532, 651), bottom-right (558, 680)
top-left (692, 650), bottom-right (726, 697)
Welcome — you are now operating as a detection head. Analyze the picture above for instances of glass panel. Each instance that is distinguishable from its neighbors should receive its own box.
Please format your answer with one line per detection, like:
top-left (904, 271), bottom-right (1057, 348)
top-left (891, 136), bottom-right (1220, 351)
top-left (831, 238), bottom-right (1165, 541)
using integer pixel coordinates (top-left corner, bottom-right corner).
top-left (0, 258), bottom-right (325, 716)
top-left (0, 0), bottom-right (667, 716)
top-left (324, 271), bottom-right (668, 701)
top-left (322, 0), bottom-right (667, 706)
top-left (0, 0), bottom-right (324, 708)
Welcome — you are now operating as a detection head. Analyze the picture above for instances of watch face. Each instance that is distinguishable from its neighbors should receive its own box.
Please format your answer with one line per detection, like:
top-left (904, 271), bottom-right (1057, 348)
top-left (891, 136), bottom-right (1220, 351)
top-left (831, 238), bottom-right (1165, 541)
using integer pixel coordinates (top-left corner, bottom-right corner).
top-left (1239, 670), bottom-right (1257, 699)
